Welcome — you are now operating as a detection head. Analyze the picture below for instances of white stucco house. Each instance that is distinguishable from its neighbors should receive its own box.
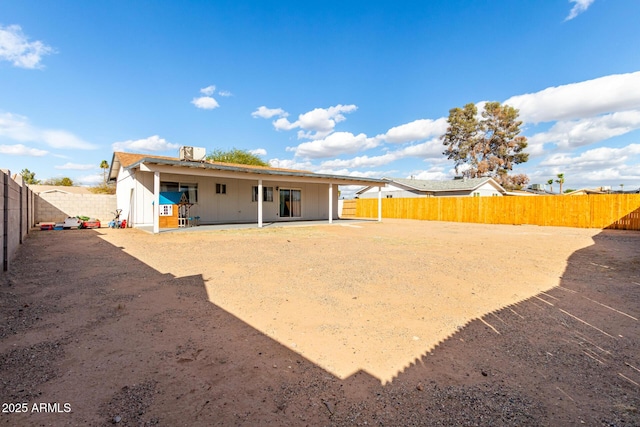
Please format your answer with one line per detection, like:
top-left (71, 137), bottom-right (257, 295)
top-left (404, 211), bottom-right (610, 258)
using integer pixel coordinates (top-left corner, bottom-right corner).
top-left (108, 150), bottom-right (387, 233)
top-left (356, 177), bottom-right (507, 199)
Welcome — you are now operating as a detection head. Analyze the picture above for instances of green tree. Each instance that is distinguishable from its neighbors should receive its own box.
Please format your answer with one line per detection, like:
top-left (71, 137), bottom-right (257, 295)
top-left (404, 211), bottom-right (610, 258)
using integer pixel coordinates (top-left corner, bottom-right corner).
top-left (206, 148), bottom-right (269, 166)
top-left (20, 168), bottom-right (40, 184)
top-left (44, 177), bottom-right (74, 186)
top-left (547, 179), bottom-right (554, 193)
top-left (100, 160), bottom-right (109, 184)
top-left (442, 102), bottom-right (529, 180)
top-left (89, 183), bottom-right (116, 194)
top-left (555, 173), bottom-right (565, 194)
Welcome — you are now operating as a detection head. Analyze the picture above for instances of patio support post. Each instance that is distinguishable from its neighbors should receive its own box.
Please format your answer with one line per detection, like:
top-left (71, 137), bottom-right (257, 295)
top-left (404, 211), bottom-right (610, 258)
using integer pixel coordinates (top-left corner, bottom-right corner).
top-left (378, 185), bottom-right (382, 222)
top-left (258, 179), bottom-right (263, 228)
top-left (328, 183), bottom-right (333, 224)
top-left (153, 171), bottom-right (160, 234)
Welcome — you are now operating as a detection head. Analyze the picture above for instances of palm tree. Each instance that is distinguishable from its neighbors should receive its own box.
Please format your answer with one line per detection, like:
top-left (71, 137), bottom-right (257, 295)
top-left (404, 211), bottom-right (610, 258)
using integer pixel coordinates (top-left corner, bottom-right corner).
top-left (547, 179), bottom-right (554, 193)
top-left (100, 160), bottom-right (109, 184)
top-left (555, 173), bottom-right (565, 194)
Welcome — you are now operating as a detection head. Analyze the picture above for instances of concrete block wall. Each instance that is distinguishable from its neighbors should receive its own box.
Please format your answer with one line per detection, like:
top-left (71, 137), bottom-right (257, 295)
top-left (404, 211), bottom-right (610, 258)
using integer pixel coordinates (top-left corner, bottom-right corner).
top-left (35, 192), bottom-right (117, 224)
top-left (1, 170), bottom-right (34, 272)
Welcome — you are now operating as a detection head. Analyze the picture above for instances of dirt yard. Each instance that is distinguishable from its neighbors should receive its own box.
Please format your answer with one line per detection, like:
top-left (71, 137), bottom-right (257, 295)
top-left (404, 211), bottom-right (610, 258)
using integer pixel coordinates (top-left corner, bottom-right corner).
top-left (1, 219), bottom-right (639, 426)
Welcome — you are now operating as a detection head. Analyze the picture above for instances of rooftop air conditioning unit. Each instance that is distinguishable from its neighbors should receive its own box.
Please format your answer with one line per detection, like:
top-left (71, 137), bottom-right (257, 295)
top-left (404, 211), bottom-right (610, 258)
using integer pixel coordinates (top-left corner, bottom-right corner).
top-left (530, 184), bottom-right (544, 191)
top-left (179, 146), bottom-right (207, 161)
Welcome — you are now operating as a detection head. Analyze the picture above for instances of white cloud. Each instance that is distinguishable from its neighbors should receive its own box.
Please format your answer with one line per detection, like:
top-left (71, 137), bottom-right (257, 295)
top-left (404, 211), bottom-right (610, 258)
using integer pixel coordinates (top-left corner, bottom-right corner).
top-left (76, 173), bottom-right (103, 186)
top-left (41, 129), bottom-right (96, 149)
top-left (527, 109), bottom-right (640, 150)
top-left (273, 104), bottom-right (358, 140)
top-left (112, 135), bottom-right (180, 152)
top-left (412, 168), bottom-right (449, 181)
top-left (0, 143), bottom-right (48, 156)
top-left (380, 118), bottom-right (448, 143)
top-left (505, 71), bottom-right (640, 123)
top-left (268, 158), bottom-right (314, 171)
top-left (55, 162), bottom-right (95, 170)
top-left (0, 24), bottom-right (55, 69)
top-left (565, 0), bottom-right (595, 21)
top-left (191, 85), bottom-right (224, 109)
top-left (0, 112), bottom-right (96, 149)
top-left (273, 116), bottom-right (297, 131)
top-left (321, 153), bottom-right (398, 169)
top-left (200, 85), bottom-right (216, 96)
top-left (218, 90), bottom-right (232, 97)
top-left (529, 143), bottom-right (640, 190)
top-left (540, 144), bottom-right (640, 169)
top-left (289, 131), bottom-right (379, 159)
top-left (191, 96), bottom-right (219, 110)
top-left (250, 148), bottom-right (267, 156)
top-left (319, 138), bottom-right (442, 169)
top-left (252, 106), bottom-right (288, 119)
top-left (396, 138), bottom-right (443, 158)
top-left (0, 112), bottom-right (39, 141)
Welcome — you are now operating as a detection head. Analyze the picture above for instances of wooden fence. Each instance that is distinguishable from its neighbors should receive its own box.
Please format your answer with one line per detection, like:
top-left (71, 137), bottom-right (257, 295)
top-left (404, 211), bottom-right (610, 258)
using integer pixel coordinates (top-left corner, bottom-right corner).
top-left (341, 194), bottom-right (640, 230)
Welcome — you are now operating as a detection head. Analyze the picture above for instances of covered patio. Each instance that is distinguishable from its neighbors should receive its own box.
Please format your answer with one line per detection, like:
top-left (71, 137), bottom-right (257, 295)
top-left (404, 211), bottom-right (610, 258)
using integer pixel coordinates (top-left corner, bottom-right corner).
top-left (109, 151), bottom-right (387, 234)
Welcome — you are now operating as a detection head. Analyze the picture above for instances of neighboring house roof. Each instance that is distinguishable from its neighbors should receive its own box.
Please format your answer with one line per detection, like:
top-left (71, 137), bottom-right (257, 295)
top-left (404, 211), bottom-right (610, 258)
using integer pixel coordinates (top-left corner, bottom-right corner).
top-left (109, 151), bottom-right (387, 186)
top-left (565, 188), bottom-right (609, 195)
top-left (390, 177), bottom-right (503, 192)
top-left (356, 177), bottom-right (506, 195)
top-left (28, 185), bottom-right (94, 195)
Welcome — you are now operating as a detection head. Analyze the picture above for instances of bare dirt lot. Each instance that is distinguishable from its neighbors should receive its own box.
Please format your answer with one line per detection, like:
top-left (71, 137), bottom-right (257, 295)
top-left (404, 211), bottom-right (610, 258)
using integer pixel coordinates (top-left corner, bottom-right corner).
top-left (1, 219), bottom-right (639, 426)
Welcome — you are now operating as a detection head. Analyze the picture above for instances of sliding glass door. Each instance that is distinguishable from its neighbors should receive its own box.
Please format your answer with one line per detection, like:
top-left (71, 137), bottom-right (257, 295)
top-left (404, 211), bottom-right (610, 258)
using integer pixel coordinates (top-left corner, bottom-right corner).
top-left (279, 189), bottom-right (301, 218)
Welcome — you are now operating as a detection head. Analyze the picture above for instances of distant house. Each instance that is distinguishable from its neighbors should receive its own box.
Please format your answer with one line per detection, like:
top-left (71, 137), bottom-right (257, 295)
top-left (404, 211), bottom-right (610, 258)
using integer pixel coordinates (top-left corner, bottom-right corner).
top-left (356, 177), bottom-right (507, 199)
top-left (565, 187), bottom-right (611, 196)
top-left (108, 149), bottom-right (386, 233)
top-left (28, 185), bottom-right (94, 195)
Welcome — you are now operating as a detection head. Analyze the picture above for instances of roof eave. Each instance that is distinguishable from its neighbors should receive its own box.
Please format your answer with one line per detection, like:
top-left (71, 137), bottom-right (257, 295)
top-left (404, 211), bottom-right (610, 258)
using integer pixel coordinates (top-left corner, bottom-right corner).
top-left (123, 157), bottom-right (386, 186)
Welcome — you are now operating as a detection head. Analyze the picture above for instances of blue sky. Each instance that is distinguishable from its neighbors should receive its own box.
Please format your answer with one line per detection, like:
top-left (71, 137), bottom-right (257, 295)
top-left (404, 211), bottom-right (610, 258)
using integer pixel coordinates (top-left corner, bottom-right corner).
top-left (1, 0), bottom-right (640, 194)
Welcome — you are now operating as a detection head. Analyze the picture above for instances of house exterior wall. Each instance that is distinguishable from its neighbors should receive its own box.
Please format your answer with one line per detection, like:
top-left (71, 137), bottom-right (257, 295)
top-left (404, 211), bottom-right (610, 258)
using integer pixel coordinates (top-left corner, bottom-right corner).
top-left (115, 166), bottom-right (136, 225)
top-left (119, 169), bottom-right (339, 227)
top-left (466, 182), bottom-right (503, 197)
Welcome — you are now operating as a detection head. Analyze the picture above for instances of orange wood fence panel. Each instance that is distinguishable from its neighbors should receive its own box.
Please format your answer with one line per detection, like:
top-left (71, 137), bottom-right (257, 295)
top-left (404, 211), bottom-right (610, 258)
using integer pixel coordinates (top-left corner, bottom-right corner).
top-left (344, 195), bottom-right (640, 230)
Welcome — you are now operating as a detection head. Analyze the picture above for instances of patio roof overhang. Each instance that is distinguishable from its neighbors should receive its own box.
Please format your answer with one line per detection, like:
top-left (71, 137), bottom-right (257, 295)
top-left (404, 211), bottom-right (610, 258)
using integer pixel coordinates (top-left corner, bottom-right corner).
top-left (112, 155), bottom-right (387, 187)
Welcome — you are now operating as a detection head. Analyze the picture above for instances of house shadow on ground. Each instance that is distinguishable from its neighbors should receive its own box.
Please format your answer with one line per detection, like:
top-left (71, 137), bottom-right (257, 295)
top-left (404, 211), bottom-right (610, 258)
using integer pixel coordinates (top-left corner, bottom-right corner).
top-left (0, 227), bottom-right (638, 426)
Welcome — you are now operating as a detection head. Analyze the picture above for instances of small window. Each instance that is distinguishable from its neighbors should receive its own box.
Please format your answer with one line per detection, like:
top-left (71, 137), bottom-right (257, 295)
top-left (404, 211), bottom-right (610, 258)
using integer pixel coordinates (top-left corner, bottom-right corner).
top-left (252, 186), bottom-right (274, 202)
top-left (216, 183), bottom-right (226, 194)
top-left (386, 194), bottom-right (393, 198)
top-left (473, 192), bottom-right (480, 197)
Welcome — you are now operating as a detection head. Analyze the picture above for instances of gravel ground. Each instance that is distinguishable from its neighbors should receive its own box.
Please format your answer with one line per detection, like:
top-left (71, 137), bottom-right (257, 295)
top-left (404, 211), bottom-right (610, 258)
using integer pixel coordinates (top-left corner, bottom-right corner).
top-left (1, 219), bottom-right (639, 426)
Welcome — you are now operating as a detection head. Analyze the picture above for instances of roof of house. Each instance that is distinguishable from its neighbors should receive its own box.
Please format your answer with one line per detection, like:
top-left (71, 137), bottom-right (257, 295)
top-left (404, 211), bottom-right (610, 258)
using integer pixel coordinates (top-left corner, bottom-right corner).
top-left (565, 188), bottom-right (609, 195)
top-left (356, 177), bottom-right (505, 194)
top-left (109, 152), bottom-right (387, 186)
top-left (390, 177), bottom-right (500, 192)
